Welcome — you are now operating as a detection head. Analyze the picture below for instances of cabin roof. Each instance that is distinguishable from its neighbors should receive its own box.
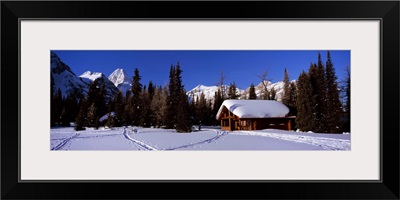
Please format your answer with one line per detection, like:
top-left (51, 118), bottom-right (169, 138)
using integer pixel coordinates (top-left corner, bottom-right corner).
top-left (216, 100), bottom-right (289, 120)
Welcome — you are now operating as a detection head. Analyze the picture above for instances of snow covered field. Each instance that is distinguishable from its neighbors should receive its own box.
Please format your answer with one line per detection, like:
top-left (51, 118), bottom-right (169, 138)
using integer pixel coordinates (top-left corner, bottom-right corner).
top-left (50, 126), bottom-right (350, 151)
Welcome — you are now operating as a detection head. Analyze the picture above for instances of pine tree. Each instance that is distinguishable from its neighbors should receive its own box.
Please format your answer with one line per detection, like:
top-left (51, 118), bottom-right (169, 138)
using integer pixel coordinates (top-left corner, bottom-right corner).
top-left (248, 83), bottom-right (257, 99)
top-left (196, 92), bottom-right (207, 124)
top-left (124, 91), bottom-right (132, 126)
top-left (227, 82), bottom-right (239, 99)
top-left (282, 68), bottom-right (291, 105)
top-left (51, 74), bottom-right (56, 127)
top-left (151, 86), bottom-right (168, 128)
top-left (87, 102), bottom-right (98, 127)
top-left (60, 93), bottom-right (79, 127)
top-left (165, 63), bottom-right (192, 132)
top-left (97, 83), bottom-right (107, 118)
top-left (343, 66), bottom-right (351, 132)
top-left (270, 87), bottom-right (277, 100)
top-left (53, 88), bottom-right (63, 126)
top-left (94, 116), bottom-right (100, 130)
top-left (75, 96), bottom-right (87, 131)
top-left (140, 85), bottom-right (151, 127)
top-left (147, 82), bottom-right (155, 126)
top-left (325, 51), bottom-right (342, 133)
top-left (166, 65), bottom-right (177, 129)
top-left (288, 82), bottom-right (298, 116)
top-left (212, 88), bottom-right (223, 125)
top-left (316, 52), bottom-right (328, 132)
top-left (60, 106), bottom-right (70, 127)
top-left (113, 90), bottom-right (125, 126)
top-left (175, 90), bottom-right (192, 132)
top-left (296, 71), bottom-right (316, 131)
top-left (308, 61), bottom-right (325, 132)
top-left (130, 68), bottom-right (142, 126)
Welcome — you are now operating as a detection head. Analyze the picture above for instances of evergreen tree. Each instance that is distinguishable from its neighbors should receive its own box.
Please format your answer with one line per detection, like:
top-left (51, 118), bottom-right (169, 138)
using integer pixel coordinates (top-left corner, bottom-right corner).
top-left (282, 68), bottom-right (291, 105)
top-left (175, 90), bottom-right (192, 132)
top-left (165, 63), bottom-right (192, 132)
top-left (84, 79), bottom-right (107, 127)
top-left (60, 106), bottom-right (70, 127)
top-left (51, 74), bottom-right (56, 126)
top-left (212, 88), bottom-right (223, 125)
top-left (196, 92), bottom-right (207, 124)
top-left (60, 93), bottom-right (79, 127)
top-left (227, 82), bottom-right (239, 99)
top-left (113, 90), bottom-right (125, 126)
top-left (206, 100), bottom-right (213, 125)
top-left (165, 65), bottom-right (178, 129)
top-left (270, 87), bottom-right (277, 100)
top-left (151, 86), bottom-right (168, 128)
top-left (53, 88), bottom-right (63, 125)
top-left (130, 68), bottom-right (142, 126)
top-left (147, 82), bottom-right (155, 126)
top-left (296, 71), bottom-right (316, 131)
top-left (325, 51), bottom-right (342, 133)
top-left (248, 83), bottom-right (257, 99)
top-left (94, 116), bottom-right (100, 130)
top-left (288, 82), bottom-right (298, 116)
top-left (97, 83), bottom-right (107, 117)
top-left (75, 96), bottom-right (87, 131)
top-left (308, 62), bottom-right (325, 132)
top-left (87, 102), bottom-right (97, 127)
top-left (124, 91), bottom-right (132, 126)
top-left (316, 52), bottom-right (328, 132)
top-left (140, 85), bottom-right (151, 127)
top-left (343, 66), bottom-right (351, 132)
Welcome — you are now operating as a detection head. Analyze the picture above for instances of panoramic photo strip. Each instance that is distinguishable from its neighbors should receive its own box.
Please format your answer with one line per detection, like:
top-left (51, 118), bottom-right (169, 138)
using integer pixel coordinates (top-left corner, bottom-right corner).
top-left (50, 50), bottom-right (350, 151)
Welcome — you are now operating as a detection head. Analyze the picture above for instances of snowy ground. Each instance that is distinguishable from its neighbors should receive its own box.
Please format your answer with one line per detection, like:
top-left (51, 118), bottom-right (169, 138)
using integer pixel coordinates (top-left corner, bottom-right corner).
top-left (50, 126), bottom-right (350, 151)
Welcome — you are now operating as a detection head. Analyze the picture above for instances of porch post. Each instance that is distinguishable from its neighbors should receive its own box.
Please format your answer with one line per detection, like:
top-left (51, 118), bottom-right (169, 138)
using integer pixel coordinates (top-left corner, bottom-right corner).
top-left (228, 111), bottom-right (232, 131)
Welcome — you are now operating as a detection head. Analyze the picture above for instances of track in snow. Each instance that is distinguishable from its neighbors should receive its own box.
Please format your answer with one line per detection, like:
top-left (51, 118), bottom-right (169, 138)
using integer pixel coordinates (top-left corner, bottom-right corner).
top-left (51, 133), bottom-right (80, 150)
top-left (239, 131), bottom-right (350, 150)
top-left (163, 130), bottom-right (228, 150)
top-left (123, 128), bottom-right (158, 151)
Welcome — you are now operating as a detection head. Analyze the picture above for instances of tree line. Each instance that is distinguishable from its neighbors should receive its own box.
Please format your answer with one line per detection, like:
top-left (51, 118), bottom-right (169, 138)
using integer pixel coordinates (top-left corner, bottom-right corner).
top-left (51, 51), bottom-right (350, 133)
top-left (295, 51), bottom-right (349, 133)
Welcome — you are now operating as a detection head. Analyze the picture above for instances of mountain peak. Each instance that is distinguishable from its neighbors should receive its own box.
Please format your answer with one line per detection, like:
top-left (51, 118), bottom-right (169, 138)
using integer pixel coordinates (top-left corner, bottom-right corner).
top-left (108, 68), bottom-right (132, 87)
top-left (79, 71), bottom-right (103, 81)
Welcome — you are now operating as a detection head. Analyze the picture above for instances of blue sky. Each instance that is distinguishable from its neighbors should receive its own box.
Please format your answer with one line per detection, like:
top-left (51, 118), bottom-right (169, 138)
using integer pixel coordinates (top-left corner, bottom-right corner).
top-left (52, 50), bottom-right (350, 90)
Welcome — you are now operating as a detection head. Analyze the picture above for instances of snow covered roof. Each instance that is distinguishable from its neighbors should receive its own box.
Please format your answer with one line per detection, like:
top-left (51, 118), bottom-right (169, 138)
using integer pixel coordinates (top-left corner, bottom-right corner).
top-left (216, 100), bottom-right (289, 119)
top-left (99, 112), bottom-right (116, 122)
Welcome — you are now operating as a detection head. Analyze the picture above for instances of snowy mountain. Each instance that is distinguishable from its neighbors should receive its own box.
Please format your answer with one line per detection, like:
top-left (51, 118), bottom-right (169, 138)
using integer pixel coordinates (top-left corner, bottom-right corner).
top-left (241, 80), bottom-right (295, 101)
top-left (51, 52), bottom-right (88, 97)
top-left (79, 71), bottom-right (119, 100)
top-left (186, 84), bottom-right (245, 103)
top-left (187, 80), bottom-right (296, 103)
top-left (108, 68), bottom-right (132, 94)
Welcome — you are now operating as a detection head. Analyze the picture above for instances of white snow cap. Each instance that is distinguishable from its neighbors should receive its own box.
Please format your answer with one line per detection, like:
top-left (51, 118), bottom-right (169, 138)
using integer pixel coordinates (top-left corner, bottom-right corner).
top-left (216, 100), bottom-right (289, 119)
top-left (108, 68), bottom-right (132, 87)
top-left (79, 71), bottom-right (103, 81)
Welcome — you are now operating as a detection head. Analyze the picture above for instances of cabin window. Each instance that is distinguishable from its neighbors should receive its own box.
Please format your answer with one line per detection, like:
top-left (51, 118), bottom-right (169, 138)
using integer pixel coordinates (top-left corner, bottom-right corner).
top-left (241, 120), bottom-right (251, 127)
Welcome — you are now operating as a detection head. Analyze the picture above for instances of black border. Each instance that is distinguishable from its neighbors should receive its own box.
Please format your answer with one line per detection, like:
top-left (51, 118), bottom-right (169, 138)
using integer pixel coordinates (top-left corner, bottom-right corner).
top-left (2, 1), bottom-right (399, 199)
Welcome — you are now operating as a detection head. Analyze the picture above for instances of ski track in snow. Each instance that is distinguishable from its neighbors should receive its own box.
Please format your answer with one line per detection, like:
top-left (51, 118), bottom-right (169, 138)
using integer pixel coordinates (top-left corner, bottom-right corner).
top-left (163, 130), bottom-right (228, 150)
top-left (238, 131), bottom-right (350, 150)
top-left (123, 128), bottom-right (158, 151)
top-left (51, 133), bottom-right (81, 150)
top-left (122, 128), bottom-right (228, 151)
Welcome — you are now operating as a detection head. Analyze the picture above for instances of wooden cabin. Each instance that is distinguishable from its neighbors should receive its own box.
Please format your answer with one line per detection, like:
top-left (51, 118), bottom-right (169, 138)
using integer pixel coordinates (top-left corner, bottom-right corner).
top-left (216, 100), bottom-right (295, 131)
